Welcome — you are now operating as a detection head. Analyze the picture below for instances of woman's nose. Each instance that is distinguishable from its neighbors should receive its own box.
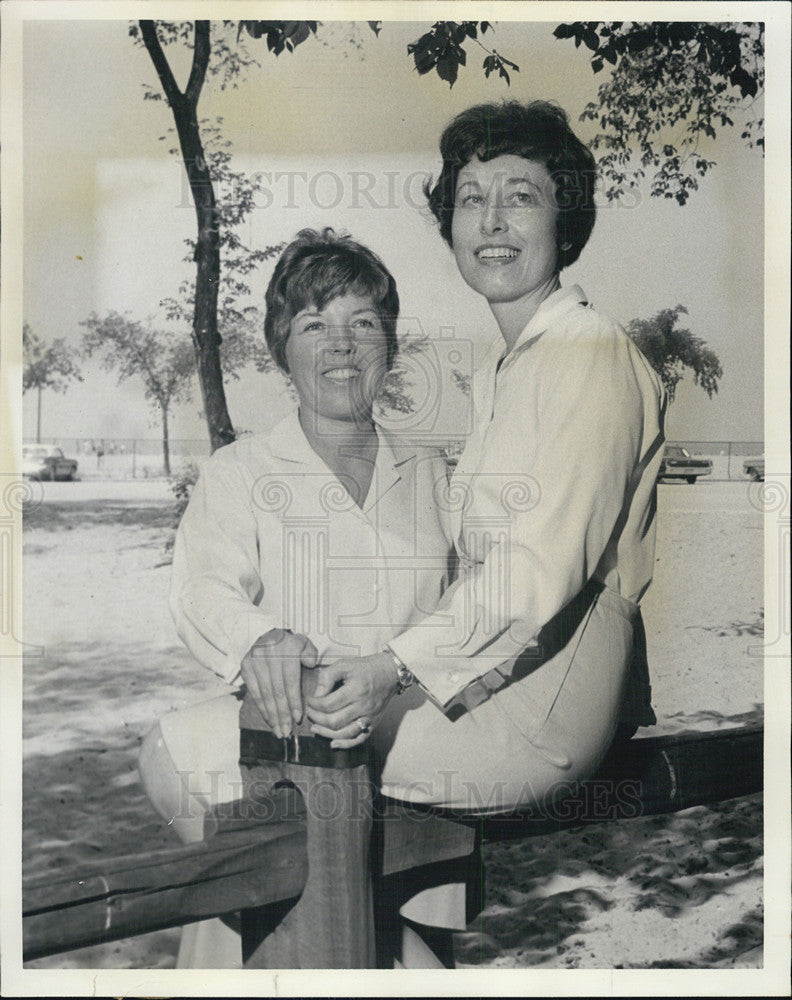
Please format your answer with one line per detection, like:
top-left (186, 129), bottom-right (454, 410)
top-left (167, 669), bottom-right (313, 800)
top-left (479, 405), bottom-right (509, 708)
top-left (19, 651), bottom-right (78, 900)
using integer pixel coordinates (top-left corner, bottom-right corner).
top-left (480, 197), bottom-right (507, 235)
top-left (328, 326), bottom-right (354, 352)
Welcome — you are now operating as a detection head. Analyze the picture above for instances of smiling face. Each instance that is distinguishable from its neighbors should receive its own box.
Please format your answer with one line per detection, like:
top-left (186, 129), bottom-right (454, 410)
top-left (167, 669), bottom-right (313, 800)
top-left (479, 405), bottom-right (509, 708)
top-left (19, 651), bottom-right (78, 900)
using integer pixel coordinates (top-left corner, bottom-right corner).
top-left (284, 293), bottom-right (389, 425)
top-left (451, 154), bottom-right (560, 314)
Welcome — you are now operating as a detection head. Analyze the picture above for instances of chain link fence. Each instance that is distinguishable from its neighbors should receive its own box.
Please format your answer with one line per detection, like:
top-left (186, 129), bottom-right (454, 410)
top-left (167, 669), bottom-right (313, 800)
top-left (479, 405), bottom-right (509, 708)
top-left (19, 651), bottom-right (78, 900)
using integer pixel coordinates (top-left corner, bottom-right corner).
top-left (23, 437), bottom-right (765, 482)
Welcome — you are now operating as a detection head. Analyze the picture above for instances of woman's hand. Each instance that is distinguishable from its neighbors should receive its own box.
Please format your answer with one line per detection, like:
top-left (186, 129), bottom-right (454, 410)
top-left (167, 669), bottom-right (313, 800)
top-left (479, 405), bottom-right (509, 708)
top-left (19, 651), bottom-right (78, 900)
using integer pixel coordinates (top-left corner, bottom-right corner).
top-left (240, 629), bottom-right (318, 738)
top-left (305, 652), bottom-right (398, 748)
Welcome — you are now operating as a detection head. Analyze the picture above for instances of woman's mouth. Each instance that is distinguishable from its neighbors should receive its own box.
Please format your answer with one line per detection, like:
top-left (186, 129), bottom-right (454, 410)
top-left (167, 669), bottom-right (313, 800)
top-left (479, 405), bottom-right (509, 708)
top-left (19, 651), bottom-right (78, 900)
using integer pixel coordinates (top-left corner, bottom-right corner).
top-left (476, 246), bottom-right (520, 262)
top-left (322, 367), bottom-right (360, 382)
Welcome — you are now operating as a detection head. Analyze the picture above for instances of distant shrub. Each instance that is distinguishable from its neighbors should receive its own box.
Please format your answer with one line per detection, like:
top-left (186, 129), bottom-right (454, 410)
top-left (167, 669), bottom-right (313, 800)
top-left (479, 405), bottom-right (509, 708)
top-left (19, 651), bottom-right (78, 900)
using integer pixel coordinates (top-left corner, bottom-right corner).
top-left (165, 460), bottom-right (200, 553)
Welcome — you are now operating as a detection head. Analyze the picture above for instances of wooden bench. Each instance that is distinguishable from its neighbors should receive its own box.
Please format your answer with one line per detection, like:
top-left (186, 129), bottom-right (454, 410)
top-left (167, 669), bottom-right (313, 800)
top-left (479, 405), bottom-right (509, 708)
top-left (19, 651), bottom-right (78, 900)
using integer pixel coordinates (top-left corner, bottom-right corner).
top-left (23, 725), bottom-right (762, 963)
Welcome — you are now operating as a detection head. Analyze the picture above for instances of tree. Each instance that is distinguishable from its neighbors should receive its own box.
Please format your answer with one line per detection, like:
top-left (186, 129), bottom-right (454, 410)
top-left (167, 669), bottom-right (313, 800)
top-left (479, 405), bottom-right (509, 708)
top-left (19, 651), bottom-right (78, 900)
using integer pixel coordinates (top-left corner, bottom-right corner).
top-left (81, 313), bottom-right (196, 475)
top-left (131, 20), bottom-right (519, 452)
top-left (22, 323), bottom-right (83, 442)
top-left (157, 118), bottom-right (284, 384)
top-left (554, 21), bottom-right (764, 204)
top-left (625, 305), bottom-right (723, 402)
top-left (132, 21), bottom-right (263, 453)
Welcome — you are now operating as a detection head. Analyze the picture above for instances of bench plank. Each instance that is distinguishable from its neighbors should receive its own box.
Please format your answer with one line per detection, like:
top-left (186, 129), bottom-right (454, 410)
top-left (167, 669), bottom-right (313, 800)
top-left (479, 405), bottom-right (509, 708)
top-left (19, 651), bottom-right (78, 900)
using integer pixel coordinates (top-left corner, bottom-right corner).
top-left (23, 726), bottom-right (762, 962)
top-left (24, 821), bottom-right (307, 962)
top-left (475, 725), bottom-right (763, 840)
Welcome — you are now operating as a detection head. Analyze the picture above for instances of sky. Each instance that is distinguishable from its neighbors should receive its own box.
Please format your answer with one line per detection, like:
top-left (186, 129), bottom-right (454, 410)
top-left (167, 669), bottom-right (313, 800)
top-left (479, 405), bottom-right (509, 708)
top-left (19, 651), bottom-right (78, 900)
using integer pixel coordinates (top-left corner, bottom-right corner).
top-left (17, 15), bottom-right (768, 447)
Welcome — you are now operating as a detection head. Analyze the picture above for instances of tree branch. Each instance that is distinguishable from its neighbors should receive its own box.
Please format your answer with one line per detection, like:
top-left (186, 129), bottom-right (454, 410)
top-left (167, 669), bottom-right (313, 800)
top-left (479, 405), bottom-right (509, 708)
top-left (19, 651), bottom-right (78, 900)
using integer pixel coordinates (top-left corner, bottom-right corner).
top-left (140, 20), bottom-right (184, 109)
top-left (185, 21), bottom-right (211, 109)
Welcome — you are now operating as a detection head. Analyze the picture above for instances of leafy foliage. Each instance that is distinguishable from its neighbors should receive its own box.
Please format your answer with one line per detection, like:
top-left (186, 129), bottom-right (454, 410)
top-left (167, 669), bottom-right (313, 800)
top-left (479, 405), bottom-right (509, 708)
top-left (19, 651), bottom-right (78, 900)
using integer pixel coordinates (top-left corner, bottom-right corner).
top-left (22, 324), bottom-right (83, 394)
top-left (166, 458), bottom-right (200, 548)
top-left (81, 312), bottom-right (196, 472)
top-left (81, 313), bottom-right (194, 406)
top-left (237, 20), bottom-right (318, 55)
top-left (450, 367), bottom-right (472, 397)
top-left (407, 21), bottom-right (518, 88)
top-left (626, 305), bottom-right (723, 401)
top-left (158, 119), bottom-right (282, 380)
top-left (132, 19), bottom-right (321, 449)
top-left (377, 338), bottom-right (431, 415)
top-left (554, 22), bottom-right (764, 204)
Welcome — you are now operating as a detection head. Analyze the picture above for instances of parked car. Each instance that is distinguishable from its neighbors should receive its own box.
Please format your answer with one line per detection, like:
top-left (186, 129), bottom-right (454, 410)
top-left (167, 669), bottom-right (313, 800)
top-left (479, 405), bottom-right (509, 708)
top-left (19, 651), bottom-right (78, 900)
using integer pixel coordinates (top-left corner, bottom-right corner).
top-left (22, 444), bottom-right (78, 481)
top-left (743, 457), bottom-right (765, 481)
top-left (657, 445), bottom-right (712, 484)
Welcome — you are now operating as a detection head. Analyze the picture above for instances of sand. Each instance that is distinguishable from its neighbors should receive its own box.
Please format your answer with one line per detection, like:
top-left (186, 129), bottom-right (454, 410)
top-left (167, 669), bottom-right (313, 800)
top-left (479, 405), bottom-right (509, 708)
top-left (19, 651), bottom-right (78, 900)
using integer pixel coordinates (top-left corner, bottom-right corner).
top-left (21, 479), bottom-right (763, 969)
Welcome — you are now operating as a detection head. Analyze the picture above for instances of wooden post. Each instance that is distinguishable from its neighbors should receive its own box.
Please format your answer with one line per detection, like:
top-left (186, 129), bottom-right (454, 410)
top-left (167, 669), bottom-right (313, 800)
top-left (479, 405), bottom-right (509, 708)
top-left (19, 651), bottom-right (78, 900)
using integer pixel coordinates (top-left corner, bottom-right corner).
top-left (238, 688), bottom-right (377, 969)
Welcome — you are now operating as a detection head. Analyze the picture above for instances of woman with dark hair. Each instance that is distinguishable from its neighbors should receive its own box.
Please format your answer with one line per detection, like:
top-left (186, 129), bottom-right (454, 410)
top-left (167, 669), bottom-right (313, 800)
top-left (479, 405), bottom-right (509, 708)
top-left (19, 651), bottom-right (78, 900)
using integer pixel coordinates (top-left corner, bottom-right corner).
top-left (426, 100), bottom-right (597, 269)
top-left (307, 99), bottom-right (665, 812)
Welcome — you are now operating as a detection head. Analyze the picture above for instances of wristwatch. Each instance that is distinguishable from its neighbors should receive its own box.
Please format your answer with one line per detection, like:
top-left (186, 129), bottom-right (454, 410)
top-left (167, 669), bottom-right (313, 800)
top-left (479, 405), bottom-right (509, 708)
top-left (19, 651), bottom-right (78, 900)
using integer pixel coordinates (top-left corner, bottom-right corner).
top-left (385, 646), bottom-right (414, 694)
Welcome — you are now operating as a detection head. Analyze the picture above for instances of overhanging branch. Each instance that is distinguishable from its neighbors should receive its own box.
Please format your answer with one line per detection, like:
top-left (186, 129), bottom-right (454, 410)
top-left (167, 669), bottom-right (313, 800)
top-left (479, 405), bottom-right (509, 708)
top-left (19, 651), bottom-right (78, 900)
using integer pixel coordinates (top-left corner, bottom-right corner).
top-left (139, 20), bottom-right (184, 109)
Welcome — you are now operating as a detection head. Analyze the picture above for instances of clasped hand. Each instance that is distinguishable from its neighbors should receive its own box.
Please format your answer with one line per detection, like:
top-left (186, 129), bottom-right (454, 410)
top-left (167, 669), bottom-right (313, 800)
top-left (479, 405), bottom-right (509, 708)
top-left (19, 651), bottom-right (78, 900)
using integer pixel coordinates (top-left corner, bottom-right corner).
top-left (240, 629), bottom-right (319, 738)
top-left (305, 652), bottom-right (398, 749)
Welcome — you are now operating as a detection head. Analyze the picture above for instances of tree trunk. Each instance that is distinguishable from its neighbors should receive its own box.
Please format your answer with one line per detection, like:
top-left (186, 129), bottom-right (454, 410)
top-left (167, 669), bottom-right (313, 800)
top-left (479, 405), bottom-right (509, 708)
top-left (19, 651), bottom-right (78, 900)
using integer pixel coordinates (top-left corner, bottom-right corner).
top-left (174, 105), bottom-right (236, 453)
top-left (140, 21), bottom-right (236, 455)
top-left (36, 386), bottom-right (42, 443)
top-left (162, 404), bottom-right (171, 476)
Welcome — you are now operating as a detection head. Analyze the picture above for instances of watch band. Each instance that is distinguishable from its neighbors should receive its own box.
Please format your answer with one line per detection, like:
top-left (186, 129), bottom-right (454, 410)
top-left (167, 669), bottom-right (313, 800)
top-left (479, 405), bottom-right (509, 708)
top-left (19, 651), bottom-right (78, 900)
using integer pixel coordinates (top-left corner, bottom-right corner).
top-left (385, 646), bottom-right (414, 694)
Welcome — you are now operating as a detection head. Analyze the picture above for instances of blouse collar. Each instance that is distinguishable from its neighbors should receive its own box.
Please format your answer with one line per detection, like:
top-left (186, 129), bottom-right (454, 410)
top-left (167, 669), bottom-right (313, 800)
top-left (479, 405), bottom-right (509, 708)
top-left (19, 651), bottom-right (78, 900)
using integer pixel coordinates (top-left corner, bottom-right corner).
top-left (266, 407), bottom-right (415, 512)
top-left (510, 284), bottom-right (589, 354)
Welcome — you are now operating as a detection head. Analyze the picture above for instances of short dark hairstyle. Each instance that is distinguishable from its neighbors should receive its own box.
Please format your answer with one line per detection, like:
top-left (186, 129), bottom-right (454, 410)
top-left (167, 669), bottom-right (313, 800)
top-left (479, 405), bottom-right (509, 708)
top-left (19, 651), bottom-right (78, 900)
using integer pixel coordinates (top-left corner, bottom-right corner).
top-left (264, 228), bottom-right (400, 374)
top-left (425, 100), bottom-right (597, 270)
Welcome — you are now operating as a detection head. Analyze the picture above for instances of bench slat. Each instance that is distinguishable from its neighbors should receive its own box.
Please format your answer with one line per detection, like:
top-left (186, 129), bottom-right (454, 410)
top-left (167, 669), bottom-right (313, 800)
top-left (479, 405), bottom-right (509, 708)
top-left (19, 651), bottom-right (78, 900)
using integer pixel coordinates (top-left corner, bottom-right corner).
top-left (24, 822), bottom-right (307, 962)
top-left (476, 725), bottom-right (763, 840)
top-left (22, 726), bottom-right (762, 962)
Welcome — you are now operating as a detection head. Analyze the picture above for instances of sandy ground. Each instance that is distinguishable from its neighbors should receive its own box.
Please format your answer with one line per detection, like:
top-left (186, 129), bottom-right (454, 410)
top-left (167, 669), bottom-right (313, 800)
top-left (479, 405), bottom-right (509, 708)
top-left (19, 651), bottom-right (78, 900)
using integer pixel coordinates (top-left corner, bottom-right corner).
top-left (21, 478), bottom-right (763, 969)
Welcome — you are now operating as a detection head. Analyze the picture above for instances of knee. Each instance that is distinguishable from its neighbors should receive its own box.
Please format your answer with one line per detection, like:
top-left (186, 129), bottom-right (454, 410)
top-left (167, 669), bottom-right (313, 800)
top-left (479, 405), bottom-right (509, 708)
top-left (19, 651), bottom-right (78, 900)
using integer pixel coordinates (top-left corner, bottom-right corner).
top-left (138, 721), bottom-right (207, 844)
top-left (138, 722), bottom-right (171, 814)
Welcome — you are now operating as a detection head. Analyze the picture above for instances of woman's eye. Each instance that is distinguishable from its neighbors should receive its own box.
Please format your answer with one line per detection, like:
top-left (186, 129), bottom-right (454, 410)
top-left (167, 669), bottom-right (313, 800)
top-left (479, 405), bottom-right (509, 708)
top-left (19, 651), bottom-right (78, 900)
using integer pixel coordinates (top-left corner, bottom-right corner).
top-left (457, 193), bottom-right (483, 206)
top-left (353, 318), bottom-right (376, 329)
top-left (511, 191), bottom-right (537, 206)
top-left (303, 320), bottom-right (325, 332)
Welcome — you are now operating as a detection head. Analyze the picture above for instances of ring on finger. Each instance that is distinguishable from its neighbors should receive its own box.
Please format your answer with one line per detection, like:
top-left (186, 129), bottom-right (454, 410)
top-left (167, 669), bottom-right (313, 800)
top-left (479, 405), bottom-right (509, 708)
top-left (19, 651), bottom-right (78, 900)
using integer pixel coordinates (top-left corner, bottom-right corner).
top-left (355, 717), bottom-right (371, 735)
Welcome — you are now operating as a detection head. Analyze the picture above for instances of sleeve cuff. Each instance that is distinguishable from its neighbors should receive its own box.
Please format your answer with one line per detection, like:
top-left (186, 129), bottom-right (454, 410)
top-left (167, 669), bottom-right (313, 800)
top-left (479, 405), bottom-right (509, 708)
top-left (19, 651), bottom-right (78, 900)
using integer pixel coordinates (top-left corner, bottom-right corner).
top-left (225, 610), bottom-right (283, 687)
top-left (387, 617), bottom-right (536, 710)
